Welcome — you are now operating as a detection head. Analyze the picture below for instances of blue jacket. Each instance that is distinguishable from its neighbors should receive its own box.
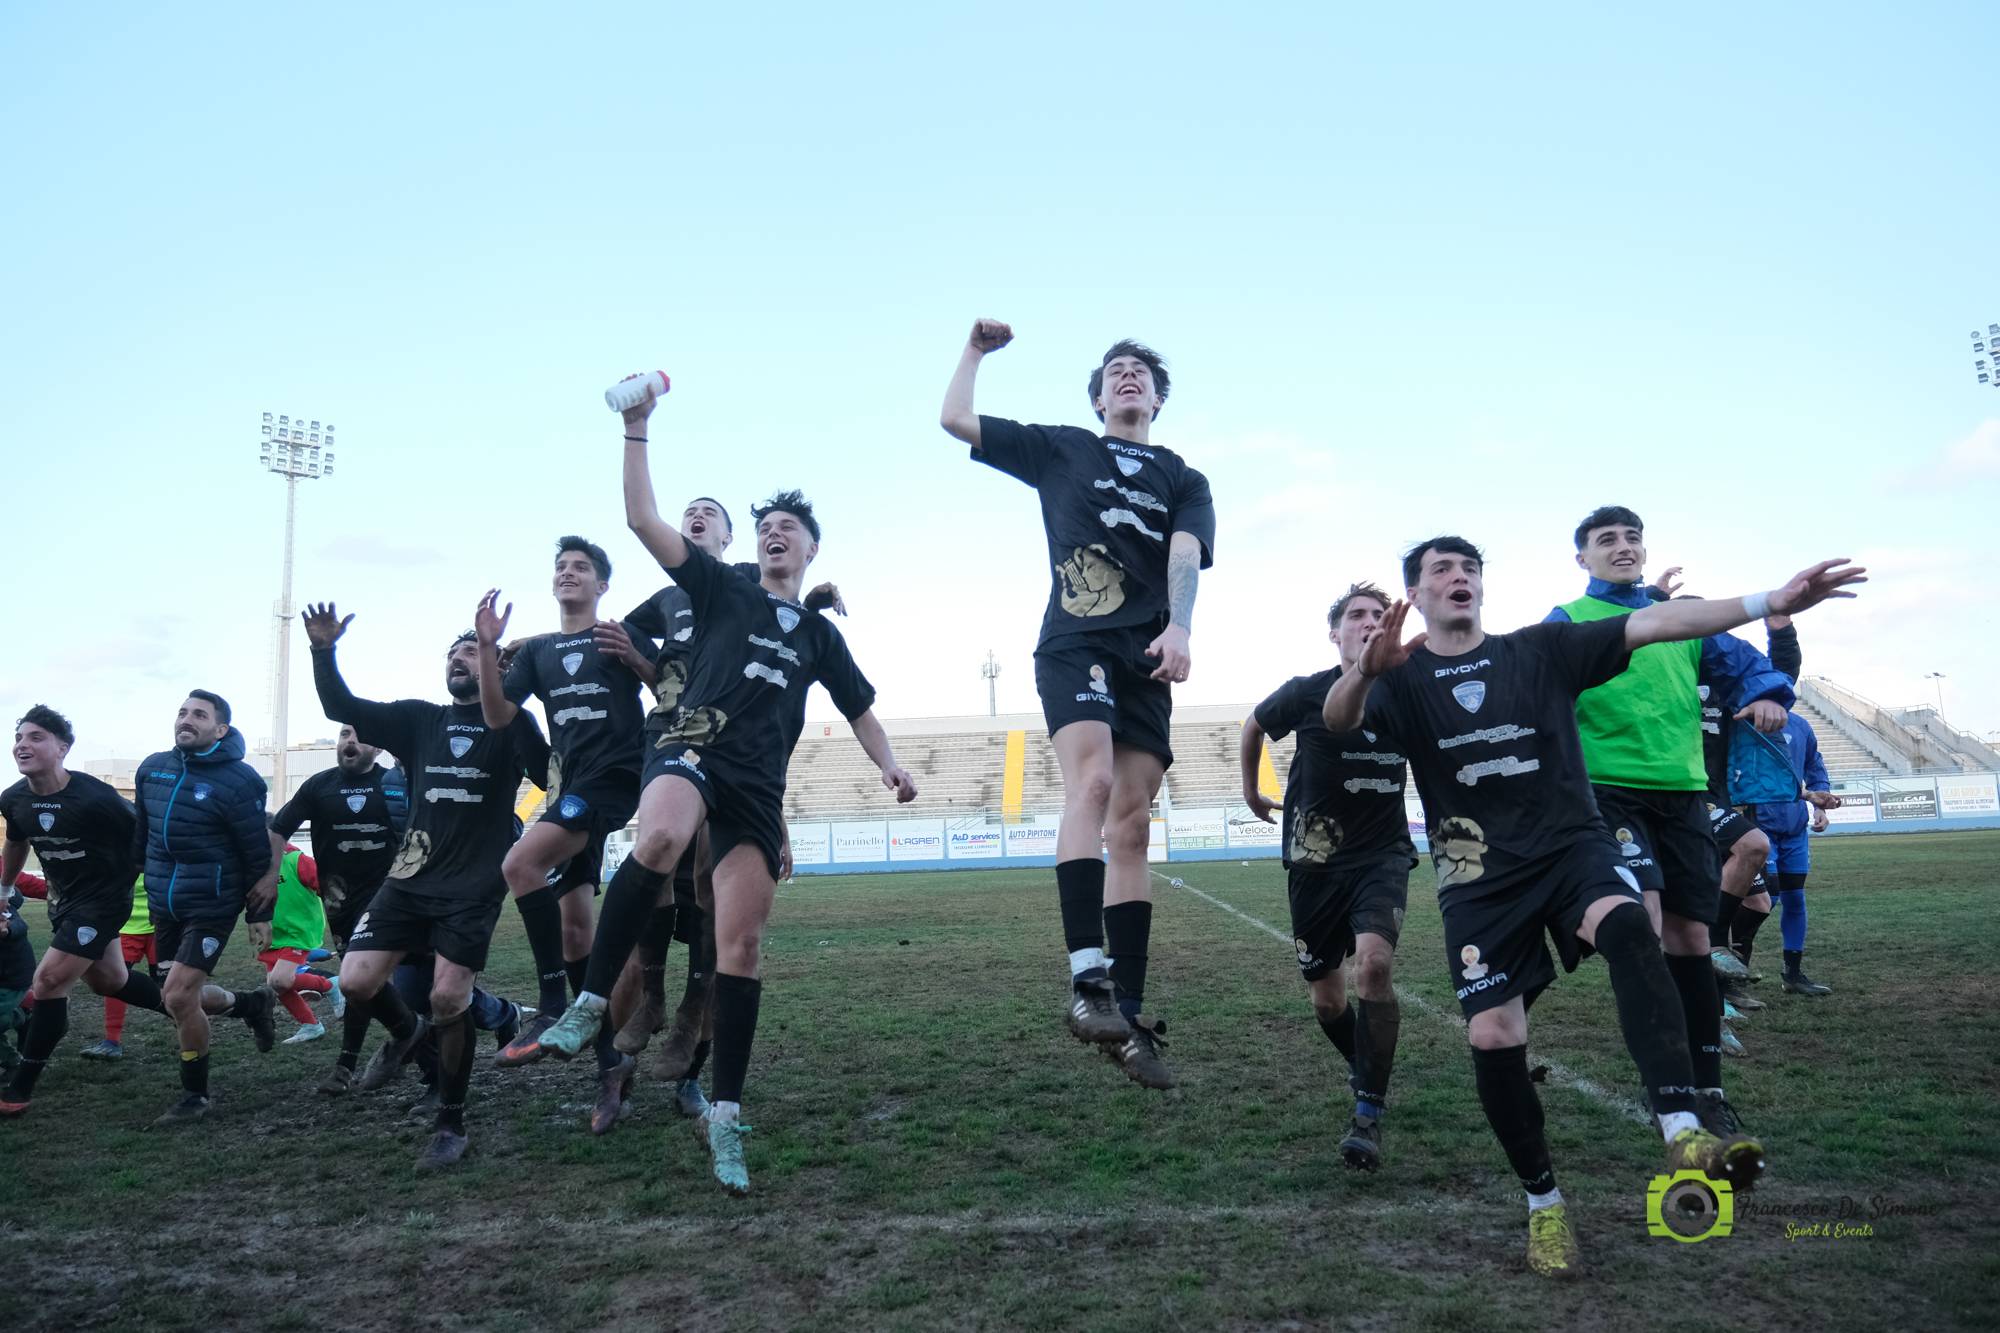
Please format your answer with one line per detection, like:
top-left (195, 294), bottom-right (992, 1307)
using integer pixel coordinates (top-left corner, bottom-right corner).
top-left (1543, 579), bottom-right (1798, 715)
top-left (1750, 711), bottom-right (1830, 838)
top-left (131, 727), bottom-right (272, 921)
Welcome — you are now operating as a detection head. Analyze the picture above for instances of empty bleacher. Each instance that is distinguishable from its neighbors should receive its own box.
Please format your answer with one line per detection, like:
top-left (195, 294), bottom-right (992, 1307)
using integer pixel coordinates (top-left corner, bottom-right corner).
top-left (1790, 701), bottom-right (1890, 778)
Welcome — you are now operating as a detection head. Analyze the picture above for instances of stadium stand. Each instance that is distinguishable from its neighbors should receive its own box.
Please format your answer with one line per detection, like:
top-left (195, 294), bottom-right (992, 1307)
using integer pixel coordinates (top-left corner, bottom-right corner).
top-left (1799, 677), bottom-right (2000, 774)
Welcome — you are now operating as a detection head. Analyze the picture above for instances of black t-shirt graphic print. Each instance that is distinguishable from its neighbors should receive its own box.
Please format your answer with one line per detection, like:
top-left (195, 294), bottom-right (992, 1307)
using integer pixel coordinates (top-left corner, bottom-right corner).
top-left (1255, 667), bottom-right (1414, 869)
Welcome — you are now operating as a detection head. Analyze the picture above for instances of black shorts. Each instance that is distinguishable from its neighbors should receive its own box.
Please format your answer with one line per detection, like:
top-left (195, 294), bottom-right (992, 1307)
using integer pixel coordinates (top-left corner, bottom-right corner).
top-left (1287, 852), bottom-right (1413, 982)
top-left (1033, 625), bottom-right (1175, 767)
top-left (544, 769), bottom-right (640, 900)
top-left (1440, 832), bottom-right (1647, 1018)
top-left (346, 884), bottom-right (506, 972)
top-left (672, 842), bottom-right (699, 907)
top-left (1592, 784), bottom-right (1721, 925)
top-left (155, 911), bottom-right (243, 974)
top-left (641, 740), bottom-right (786, 882)
top-left (1705, 797), bottom-right (1760, 855)
top-left (323, 876), bottom-right (386, 952)
top-left (46, 894), bottom-right (132, 962)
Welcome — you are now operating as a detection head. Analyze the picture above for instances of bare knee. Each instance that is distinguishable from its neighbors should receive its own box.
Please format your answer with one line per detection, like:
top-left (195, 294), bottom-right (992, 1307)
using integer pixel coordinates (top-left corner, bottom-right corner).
top-left (634, 826), bottom-right (680, 870)
top-left (1353, 948), bottom-right (1394, 1000)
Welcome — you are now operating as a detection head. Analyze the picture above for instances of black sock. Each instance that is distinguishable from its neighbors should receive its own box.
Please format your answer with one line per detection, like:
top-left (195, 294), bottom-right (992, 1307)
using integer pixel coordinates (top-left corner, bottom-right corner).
top-left (1317, 1001), bottom-right (1358, 1068)
top-left (1352, 997), bottom-right (1400, 1116)
top-left (370, 985), bottom-right (418, 1043)
top-left (1103, 900), bottom-right (1152, 1020)
top-left (225, 988), bottom-right (265, 1020)
top-left (680, 905), bottom-right (714, 1006)
top-left (1665, 953), bottom-right (1723, 1088)
top-left (180, 1050), bottom-right (211, 1098)
top-left (710, 972), bottom-right (762, 1105)
top-left (4, 996), bottom-right (69, 1099)
top-left (1471, 1044), bottom-right (1555, 1195)
top-left (639, 902), bottom-right (679, 951)
top-left (1594, 903), bottom-right (1697, 1116)
top-left (1055, 858), bottom-right (1106, 959)
top-left (338, 1000), bottom-right (372, 1071)
top-left (515, 886), bottom-right (570, 1016)
top-left (109, 969), bottom-right (167, 1014)
top-left (582, 857), bottom-right (668, 998)
top-left (415, 1027), bottom-right (440, 1080)
top-left (433, 1010), bottom-right (474, 1134)
top-left (1735, 906), bottom-right (1770, 966)
top-left (566, 957), bottom-right (589, 1001)
top-left (1783, 949), bottom-right (1803, 975)
top-left (1710, 894), bottom-right (1741, 949)
top-left (687, 1038), bottom-right (711, 1082)
top-left (594, 1000), bottom-right (623, 1071)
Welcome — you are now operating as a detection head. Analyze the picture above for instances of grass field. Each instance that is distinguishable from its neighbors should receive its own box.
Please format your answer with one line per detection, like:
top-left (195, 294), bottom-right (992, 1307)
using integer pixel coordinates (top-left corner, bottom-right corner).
top-left (4, 830), bottom-right (1997, 1332)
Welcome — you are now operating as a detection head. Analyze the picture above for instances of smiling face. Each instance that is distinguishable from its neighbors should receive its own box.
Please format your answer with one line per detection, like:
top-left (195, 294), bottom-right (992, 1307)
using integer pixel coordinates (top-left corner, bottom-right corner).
top-left (682, 499), bottom-right (733, 559)
top-left (1092, 355), bottom-right (1163, 426)
top-left (1577, 523), bottom-right (1646, 585)
top-left (336, 723), bottom-right (381, 776)
top-left (552, 549), bottom-right (608, 611)
top-left (13, 722), bottom-right (70, 780)
top-left (1330, 594), bottom-right (1389, 666)
top-left (755, 510), bottom-right (818, 580)
top-left (445, 639), bottom-right (481, 700)
top-left (174, 697), bottom-right (228, 752)
top-left (1408, 547), bottom-right (1484, 636)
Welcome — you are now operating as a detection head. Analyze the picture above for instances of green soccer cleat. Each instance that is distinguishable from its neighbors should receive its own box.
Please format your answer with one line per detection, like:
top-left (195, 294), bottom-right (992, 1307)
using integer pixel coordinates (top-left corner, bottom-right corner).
top-left (533, 998), bottom-right (604, 1061)
top-left (692, 1113), bottom-right (753, 1196)
top-left (1667, 1125), bottom-right (1766, 1190)
top-left (1526, 1203), bottom-right (1581, 1279)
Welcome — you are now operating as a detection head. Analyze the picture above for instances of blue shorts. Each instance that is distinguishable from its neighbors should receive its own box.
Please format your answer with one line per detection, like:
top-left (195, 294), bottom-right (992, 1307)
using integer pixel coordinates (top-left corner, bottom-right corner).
top-left (1764, 829), bottom-right (1811, 875)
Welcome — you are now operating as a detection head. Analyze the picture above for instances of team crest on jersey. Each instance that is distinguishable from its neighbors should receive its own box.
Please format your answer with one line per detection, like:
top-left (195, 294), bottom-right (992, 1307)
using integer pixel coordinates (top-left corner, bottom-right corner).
top-left (1460, 944), bottom-right (1488, 980)
top-left (1451, 682), bottom-right (1486, 713)
top-left (775, 605), bottom-right (801, 634)
top-left (76, 926), bottom-right (97, 945)
top-left (562, 652), bottom-right (584, 676)
top-left (449, 736), bottom-right (473, 759)
top-left (38, 813), bottom-right (53, 831)
top-left (1115, 455), bottom-right (1143, 477)
top-left (202, 937), bottom-right (220, 956)
top-left (192, 783), bottom-right (213, 802)
top-left (347, 794), bottom-right (367, 813)
top-left (559, 794), bottom-right (587, 820)
top-left (1615, 827), bottom-right (1643, 856)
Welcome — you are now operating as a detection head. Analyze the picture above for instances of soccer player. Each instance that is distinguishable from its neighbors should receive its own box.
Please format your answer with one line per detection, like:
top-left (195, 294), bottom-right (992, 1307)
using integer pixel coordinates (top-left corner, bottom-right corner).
top-left (1711, 611), bottom-right (1801, 991)
top-left (1241, 582), bottom-right (1415, 1171)
top-left (79, 883), bottom-right (157, 1061)
top-left (0, 880), bottom-right (30, 1070)
top-left (255, 826), bottom-right (341, 1042)
top-left (303, 605), bottom-right (552, 1168)
top-left (1321, 537), bottom-right (1864, 1278)
top-left (1738, 707), bottom-right (1838, 995)
top-left (1544, 507), bottom-right (1797, 1132)
top-left (532, 392), bottom-right (917, 1198)
top-left (482, 539), bottom-right (654, 1091)
top-left (273, 724), bottom-right (405, 953)
top-left (941, 320), bottom-right (1215, 1088)
top-left (129, 691), bottom-right (282, 1127)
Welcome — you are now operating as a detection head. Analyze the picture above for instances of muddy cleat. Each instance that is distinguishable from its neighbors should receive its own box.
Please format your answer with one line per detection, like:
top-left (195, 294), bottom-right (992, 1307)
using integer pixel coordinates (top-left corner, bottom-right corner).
top-left (79, 1038), bottom-right (124, 1061)
top-left (284, 1022), bottom-right (326, 1045)
top-left (414, 1128), bottom-right (468, 1170)
top-left (412, 1086), bottom-right (441, 1118)
top-left (496, 1010), bottom-right (557, 1067)
top-left (1696, 1089), bottom-right (1745, 1140)
top-left (358, 1016), bottom-right (430, 1092)
top-left (649, 1005), bottom-right (704, 1082)
top-left (533, 998), bottom-right (603, 1061)
top-left (1722, 999), bottom-right (1745, 1022)
top-left (1722, 977), bottom-right (1766, 1011)
top-left (614, 987), bottom-right (668, 1055)
top-left (1720, 1024), bottom-right (1746, 1058)
top-left (591, 1055), bottom-right (637, 1135)
top-left (673, 1077), bottom-right (710, 1120)
top-left (691, 1114), bottom-right (752, 1196)
top-left (1526, 1203), bottom-right (1581, 1279)
top-left (492, 1000), bottom-right (522, 1052)
top-left (1105, 1014), bottom-right (1175, 1090)
top-left (1782, 970), bottom-right (1832, 997)
top-left (1339, 1115), bottom-right (1384, 1172)
top-left (149, 1093), bottom-right (212, 1128)
top-left (1710, 948), bottom-right (1750, 981)
top-left (1667, 1126), bottom-right (1766, 1191)
top-left (317, 1064), bottom-right (353, 1096)
top-left (245, 986), bottom-right (278, 1053)
top-left (1065, 973), bottom-right (1131, 1046)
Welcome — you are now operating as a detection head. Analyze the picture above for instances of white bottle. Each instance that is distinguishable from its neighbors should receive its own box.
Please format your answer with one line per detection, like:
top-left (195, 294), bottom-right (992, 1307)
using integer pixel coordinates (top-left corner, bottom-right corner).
top-left (605, 371), bottom-right (671, 412)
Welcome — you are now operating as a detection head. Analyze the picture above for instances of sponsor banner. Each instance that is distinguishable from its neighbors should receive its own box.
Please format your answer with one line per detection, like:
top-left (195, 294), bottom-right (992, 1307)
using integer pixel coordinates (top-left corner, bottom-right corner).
top-left (831, 821), bottom-right (888, 863)
top-left (946, 827), bottom-right (1003, 860)
top-left (1938, 774), bottom-right (2000, 817)
top-left (1149, 817), bottom-right (1167, 863)
top-left (601, 837), bottom-right (633, 879)
top-left (789, 822), bottom-right (831, 865)
top-left (1224, 804), bottom-right (1281, 849)
top-left (1004, 821), bottom-right (1061, 858)
top-left (1169, 807), bottom-right (1226, 851)
top-left (1878, 780), bottom-right (1938, 821)
top-left (1821, 788), bottom-right (1876, 825)
top-left (888, 819), bottom-right (946, 862)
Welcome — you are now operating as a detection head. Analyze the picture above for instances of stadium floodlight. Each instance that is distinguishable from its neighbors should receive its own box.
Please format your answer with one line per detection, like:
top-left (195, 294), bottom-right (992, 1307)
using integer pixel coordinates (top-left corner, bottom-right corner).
top-left (980, 650), bottom-right (1002, 717)
top-left (1923, 672), bottom-right (1946, 718)
top-left (257, 409), bottom-right (341, 803)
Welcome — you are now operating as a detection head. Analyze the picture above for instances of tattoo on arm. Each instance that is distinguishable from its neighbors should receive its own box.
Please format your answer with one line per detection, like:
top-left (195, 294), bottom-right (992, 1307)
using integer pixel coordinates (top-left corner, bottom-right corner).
top-left (1167, 546), bottom-right (1199, 632)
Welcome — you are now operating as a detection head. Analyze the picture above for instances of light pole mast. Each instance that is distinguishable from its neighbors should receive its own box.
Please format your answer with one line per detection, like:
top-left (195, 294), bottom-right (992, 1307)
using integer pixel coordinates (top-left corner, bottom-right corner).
top-left (259, 413), bottom-right (336, 804)
top-left (980, 650), bottom-right (1001, 717)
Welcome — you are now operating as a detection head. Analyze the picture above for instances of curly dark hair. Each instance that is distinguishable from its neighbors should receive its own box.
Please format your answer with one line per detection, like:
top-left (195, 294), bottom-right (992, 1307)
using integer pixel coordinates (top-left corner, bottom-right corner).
top-left (1088, 340), bottom-right (1171, 422)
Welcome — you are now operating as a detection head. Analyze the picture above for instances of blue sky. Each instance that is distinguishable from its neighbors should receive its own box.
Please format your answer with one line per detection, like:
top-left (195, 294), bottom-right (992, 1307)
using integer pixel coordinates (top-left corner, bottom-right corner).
top-left (3, 3), bottom-right (1995, 764)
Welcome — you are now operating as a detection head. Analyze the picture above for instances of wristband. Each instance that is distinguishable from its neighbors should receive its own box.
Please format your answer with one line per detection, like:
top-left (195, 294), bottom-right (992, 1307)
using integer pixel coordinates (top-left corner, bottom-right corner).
top-left (624, 435), bottom-right (647, 442)
top-left (1741, 590), bottom-right (1771, 620)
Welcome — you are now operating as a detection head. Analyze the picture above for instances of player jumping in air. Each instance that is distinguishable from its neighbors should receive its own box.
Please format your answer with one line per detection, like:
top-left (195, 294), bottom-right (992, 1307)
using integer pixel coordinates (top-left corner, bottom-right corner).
top-left (1322, 537), bottom-right (1864, 1278)
top-left (942, 320), bottom-right (1214, 1089)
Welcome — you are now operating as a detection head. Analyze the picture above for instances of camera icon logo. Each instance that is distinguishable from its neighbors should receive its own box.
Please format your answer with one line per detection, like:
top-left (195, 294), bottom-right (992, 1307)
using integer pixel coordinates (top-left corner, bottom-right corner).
top-left (1646, 1169), bottom-right (1734, 1243)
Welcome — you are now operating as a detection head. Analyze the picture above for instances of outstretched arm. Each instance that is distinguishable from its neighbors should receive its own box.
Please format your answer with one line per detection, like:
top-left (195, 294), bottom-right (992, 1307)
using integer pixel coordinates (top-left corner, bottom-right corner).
top-left (1323, 600), bottom-right (1423, 732)
top-left (620, 392), bottom-right (690, 571)
top-left (474, 590), bottom-right (521, 730)
top-left (1240, 715), bottom-right (1277, 823)
top-left (940, 319), bottom-right (1014, 450)
top-left (1625, 560), bottom-right (1866, 652)
top-left (851, 709), bottom-right (918, 804)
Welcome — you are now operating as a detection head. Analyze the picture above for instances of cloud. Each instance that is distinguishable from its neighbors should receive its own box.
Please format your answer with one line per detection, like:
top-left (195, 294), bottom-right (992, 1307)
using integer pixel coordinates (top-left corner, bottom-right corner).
top-left (1888, 418), bottom-right (2000, 493)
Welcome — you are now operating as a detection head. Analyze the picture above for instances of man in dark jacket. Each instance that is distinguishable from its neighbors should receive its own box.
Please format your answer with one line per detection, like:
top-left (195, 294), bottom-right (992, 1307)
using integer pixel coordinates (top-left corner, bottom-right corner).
top-left (131, 689), bottom-right (281, 1127)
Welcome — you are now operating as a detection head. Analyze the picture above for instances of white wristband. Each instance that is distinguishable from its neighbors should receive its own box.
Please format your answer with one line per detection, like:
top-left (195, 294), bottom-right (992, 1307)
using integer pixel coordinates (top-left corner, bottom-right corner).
top-left (1741, 591), bottom-right (1771, 620)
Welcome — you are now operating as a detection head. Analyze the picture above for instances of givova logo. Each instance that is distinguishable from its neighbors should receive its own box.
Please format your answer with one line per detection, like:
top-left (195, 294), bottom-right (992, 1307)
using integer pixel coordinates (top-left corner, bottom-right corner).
top-left (1647, 1171), bottom-right (1733, 1243)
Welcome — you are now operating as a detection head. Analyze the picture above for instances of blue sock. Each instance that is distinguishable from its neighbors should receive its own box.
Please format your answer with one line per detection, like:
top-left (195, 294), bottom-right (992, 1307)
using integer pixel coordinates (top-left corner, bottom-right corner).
top-left (1779, 889), bottom-right (1807, 952)
top-left (1356, 1098), bottom-right (1385, 1122)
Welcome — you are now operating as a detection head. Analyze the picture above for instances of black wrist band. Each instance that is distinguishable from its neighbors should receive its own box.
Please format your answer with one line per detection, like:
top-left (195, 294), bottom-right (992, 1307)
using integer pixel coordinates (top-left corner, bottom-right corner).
top-left (624, 434), bottom-right (647, 442)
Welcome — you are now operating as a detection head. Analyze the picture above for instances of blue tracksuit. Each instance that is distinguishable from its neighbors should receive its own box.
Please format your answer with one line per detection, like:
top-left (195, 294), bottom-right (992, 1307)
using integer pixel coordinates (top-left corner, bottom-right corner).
top-left (1753, 712), bottom-right (1829, 873)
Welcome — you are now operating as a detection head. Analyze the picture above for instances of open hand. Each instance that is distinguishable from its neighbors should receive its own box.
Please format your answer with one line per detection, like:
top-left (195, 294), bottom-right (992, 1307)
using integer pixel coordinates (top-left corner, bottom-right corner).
top-left (804, 582), bottom-right (847, 616)
top-left (1246, 790), bottom-right (1278, 824)
top-left (475, 590), bottom-right (513, 648)
top-left (969, 319), bottom-right (1013, 354)
top-left (1358, 600), bottom-right (1426, 677)
top-left (1145, 624), bottom-right (1192, 683)
top-left (593, 620), bottom-right (647, 670)
top-left (1768, 559), bottom-right (1868, 616)
top-left (302, 603), bottom-right (353, 651)
top-left (1652, 566), bottom-right (1685, 597)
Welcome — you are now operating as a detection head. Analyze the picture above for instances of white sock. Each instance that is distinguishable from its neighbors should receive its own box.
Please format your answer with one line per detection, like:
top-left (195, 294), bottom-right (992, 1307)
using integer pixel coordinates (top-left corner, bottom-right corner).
top-left (1069, 947), bottom-right (1108, 977)
top-left (1699, 1087), bottom-right (1724, 1098)
top-left (1527, 1186), bottom-right (1563, 1212)
top-left (579, 991), bottom-right (609, 1013)
top-left (710, 1099), bottom-right (741, 1124)
top-left (1659, 1110), bottom-right (1701, 1140)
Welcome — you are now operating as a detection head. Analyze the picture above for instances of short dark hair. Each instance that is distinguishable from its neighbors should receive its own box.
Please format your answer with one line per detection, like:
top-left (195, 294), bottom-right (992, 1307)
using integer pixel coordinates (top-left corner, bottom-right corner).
top-left (689, 496), bottom-right (734, 535)
top-left (1089, 340), bottom-right (1171, 422)
top-left (1401, 536), bottom-right (1484, 591)
top-left (450, 629), bottom-right (477, 650)
top-left (17, 704), bottom-right (73, 747)
top-left (752, 489), bottom-right (820, 543)
top-left (1327, 582), bottom-right (1393, 630)
top-left (186, 689), bottom-right (231, 724)
top-left (1573, 505), bottom-right (1644, 551)
top-left (556, 535), bottom-right (611, 582)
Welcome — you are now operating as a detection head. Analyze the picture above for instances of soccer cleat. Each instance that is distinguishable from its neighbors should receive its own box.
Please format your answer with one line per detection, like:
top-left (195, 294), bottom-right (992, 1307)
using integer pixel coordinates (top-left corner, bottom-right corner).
top-left (413, 1086), bottom-right (441, 1118)
top-left (79, 1038), bottom-right (124, 1061)
top-left (284, 1022), bottom-right (326, 1045)
top-left (649, 1005), bottom-right (704, 1082)
top-left (358, 1017), bottom-right (430, 1092)
top-left (1666, 1126), bottom-right (1766, 1190)
top-left (532, 999), bottom-right (603, 1062)
top-left (1065, 974), bottom-right (1132, 1046)
top-left (496, 1011), bottom-right (558, 1067)
top-left (1526, 1204), bottom-right (1581, 1279)
top-left (692, 1114), bottom-right (752, 1196)
top-left (1696, 1089), bottom-right (1745, 1139)
top-left (1722, 977), bottom-right (1766, 1010)
top-left (1709, 949), bottom-right (1750, 981)
top-left (1720, 1024), bottom-right (1745, 1058)
top-left (0, 1092), bottom-right (30, 1118)
top-left (317, 1065), bottom-right (353, 1096)
top-left (149, 1093), bottom-right (212, 1128)
top-left (673, 1077), bottom-right (710, 1120)
top-left (492, 999), bottom-right (522, 1052)
top-left (1783, 971), bottom-right (1832, 996)
top-left (1339, 1115), bottom-right (1384, 1172)
top-left (414, 1128), bottom-right (468, 1170)
top-left (591, 1055), bottom-right (637, 1135)
top-left (614, 986), bottom-right (669, 1055)
top-left (1105, 1014), bottom-right (1175, 1090)
top-left (329, 977), bottom-right (346, 1019)
top-left (1722, 1000), bottom-right (1745, 1022)
top-left (245, 986), bottom-right (278, 1053)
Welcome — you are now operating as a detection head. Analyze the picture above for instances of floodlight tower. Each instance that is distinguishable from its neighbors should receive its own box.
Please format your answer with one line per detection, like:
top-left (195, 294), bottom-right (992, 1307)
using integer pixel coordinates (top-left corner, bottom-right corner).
top-left (258, 413), bottom-right (336, 803)
top-left (1924, 672), bottom-right (1947, 720)
top-left (980, 650), bottom-right (1001, 717)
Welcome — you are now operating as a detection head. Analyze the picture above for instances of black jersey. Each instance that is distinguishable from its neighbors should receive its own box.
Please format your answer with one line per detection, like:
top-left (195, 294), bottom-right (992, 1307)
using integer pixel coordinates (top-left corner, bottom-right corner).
top-left (313, 647), bottom-right (552, 903)
top-left (0, 772), bottom-right (137, 915)
top-left (645, 542), bottom-right (876, 776)
top-left (974, 416), bottom-right (1215, 646)
top-left (273, 764), bottom-right (400, 903)
top-left (1361, 616), bottom-right (1632, 897)
top-left (502, 621), bottom-right (647, 794)
top-left (1255, 667), bottom-right (1415, 869)
top-left (627, 561), bottom-right (762, 715)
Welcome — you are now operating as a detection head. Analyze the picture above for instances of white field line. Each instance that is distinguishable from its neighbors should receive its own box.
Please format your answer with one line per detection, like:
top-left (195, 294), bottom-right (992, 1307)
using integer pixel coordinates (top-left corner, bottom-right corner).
top-left (1154, 869), bottom-right (1651, 1125)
